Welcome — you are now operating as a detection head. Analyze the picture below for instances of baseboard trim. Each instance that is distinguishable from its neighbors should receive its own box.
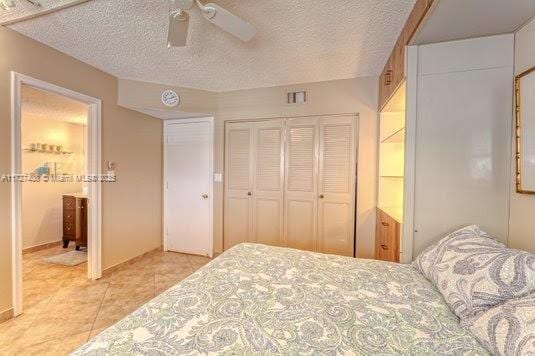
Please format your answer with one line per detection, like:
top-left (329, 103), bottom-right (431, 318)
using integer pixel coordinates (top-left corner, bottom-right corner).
top-left (22, 240), bottom-right (62, 255)
top-left (0, 308), bottom-right (14, 324)
top-left (102, 246), bottom-right (163, 277)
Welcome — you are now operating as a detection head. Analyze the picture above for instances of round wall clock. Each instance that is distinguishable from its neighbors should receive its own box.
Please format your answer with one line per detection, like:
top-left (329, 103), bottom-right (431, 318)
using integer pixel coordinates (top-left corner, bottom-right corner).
top-left (161, 90), bottom-right (180, 107)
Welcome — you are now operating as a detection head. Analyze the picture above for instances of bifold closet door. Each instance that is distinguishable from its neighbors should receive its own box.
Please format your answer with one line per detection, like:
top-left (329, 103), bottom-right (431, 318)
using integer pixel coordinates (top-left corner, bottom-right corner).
top-left (252, 120), bottom-right (285, 246)
top-left (225, 116), bottom-right (357, 256)
top-left (224, 120), bottom-right (285, 249)
top-left (224, 122), bottom-right (253, 250)
top-left (284, 117), bottom-right (319, 251)
top-left (317, 116), bottom-right (357, 256)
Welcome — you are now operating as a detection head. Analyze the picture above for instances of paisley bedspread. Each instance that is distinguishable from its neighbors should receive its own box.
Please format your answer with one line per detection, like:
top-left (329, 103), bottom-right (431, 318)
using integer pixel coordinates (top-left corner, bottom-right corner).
top-left (73, 243), bottom-right (488, 355)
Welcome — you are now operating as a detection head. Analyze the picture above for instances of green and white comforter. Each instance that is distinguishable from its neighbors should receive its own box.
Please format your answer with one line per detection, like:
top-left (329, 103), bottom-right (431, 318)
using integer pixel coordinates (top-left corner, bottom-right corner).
top-left (73, 243), bottom-right (488, 355)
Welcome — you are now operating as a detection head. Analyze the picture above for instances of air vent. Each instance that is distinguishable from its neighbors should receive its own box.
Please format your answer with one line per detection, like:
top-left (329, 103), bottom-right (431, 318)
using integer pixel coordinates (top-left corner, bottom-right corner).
top-left (287, 91), bottom-right (307, 104)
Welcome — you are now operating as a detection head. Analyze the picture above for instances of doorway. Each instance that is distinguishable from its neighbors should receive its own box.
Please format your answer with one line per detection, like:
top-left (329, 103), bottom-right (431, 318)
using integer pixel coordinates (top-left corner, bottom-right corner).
top-left (164, 118), bottom-right (214, 257)
top-left (11, 73), bottom-right (102, 317)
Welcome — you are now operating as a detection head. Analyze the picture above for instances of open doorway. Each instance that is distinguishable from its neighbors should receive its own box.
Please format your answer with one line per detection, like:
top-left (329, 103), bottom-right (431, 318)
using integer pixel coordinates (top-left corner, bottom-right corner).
top-left (11, 73), bottom-right (102, 317)
top-left (20, 84), bottom-right (89, 310)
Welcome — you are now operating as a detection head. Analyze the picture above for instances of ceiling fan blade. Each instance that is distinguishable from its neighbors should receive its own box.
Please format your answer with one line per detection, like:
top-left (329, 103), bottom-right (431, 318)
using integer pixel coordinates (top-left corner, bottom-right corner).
top-left (201, 3), bottom-right (256, 42)
top-left (168, 10), bottom-right (190, 47)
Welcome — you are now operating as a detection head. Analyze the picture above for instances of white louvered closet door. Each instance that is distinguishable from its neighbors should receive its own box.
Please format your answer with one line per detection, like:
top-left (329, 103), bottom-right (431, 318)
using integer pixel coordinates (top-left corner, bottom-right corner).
top-left (284, 117), bottom-right (320, 252)
top-left (224, 123), bottom-right (253, 250)
top-left (252, 120), bottom-right (285, 246)
top-left (317, 116), bottom-right (357, 256)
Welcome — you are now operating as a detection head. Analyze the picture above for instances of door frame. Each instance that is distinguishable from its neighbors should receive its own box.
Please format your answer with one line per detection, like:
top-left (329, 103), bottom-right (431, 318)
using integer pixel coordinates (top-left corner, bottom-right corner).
top-left (163, 117), bottom-right (214, 257)
top-left (10, 72), bottom-right (103, 316)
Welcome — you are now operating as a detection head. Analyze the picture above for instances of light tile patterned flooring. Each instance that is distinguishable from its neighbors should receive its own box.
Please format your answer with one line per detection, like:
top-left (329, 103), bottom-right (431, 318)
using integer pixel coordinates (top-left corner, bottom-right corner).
top-left (0, 245), bottom-right (212, 355)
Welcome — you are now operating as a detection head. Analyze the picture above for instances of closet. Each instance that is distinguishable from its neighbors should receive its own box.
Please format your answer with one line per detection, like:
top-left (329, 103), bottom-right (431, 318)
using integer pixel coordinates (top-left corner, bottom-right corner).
top-left (224, 115), bottom-right (357, 257)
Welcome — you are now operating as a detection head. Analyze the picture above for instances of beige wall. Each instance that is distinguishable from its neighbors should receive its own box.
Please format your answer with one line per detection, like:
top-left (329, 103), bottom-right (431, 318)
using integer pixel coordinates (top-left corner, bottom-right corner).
top-left (118, 79), bottom-right (217, 117)
top-left (215, 77), bottom-right (379, 258)
top-left (114, 77), bottom-right (379, 258)
top-left (0, 27), bottom-right (163, 314)
top-left (509, 18), bottom-right (535, 253)
top-left (21, 115), bottom-right (85, 249)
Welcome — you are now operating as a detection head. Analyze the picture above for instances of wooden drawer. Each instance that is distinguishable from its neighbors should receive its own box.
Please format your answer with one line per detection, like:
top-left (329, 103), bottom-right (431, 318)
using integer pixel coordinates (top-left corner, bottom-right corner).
top-left (63, 211), bottom-right (75, 223)
top-left (375, 208), bottom-right (400, 263)
top-left (62, 195), bottom-right (88, 248)
top-left (63, 221), bottom-right (75, 236)
top-left (63, 196), bottom-right (76, 210)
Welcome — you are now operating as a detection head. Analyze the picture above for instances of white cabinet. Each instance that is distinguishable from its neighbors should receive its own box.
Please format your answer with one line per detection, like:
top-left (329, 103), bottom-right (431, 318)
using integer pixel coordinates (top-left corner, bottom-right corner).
top-left (225, 116), bottom-right (357, 256)
top-left (413, 35), bottom-right (514, 256)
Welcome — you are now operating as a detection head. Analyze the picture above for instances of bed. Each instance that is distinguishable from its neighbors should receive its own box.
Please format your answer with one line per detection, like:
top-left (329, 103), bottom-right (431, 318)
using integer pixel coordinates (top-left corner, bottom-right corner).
top-left (73, 243), bottom-right (488, 355)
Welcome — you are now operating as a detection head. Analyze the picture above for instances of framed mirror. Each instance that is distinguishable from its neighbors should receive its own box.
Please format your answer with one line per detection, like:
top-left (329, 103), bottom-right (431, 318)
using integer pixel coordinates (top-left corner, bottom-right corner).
top-left (515, 67), bottom-right (535, 194)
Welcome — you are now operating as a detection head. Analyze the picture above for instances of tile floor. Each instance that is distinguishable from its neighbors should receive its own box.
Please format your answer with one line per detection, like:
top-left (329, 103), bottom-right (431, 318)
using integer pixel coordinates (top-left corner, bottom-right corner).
top-left (0, 245), bottom-right (212, 355)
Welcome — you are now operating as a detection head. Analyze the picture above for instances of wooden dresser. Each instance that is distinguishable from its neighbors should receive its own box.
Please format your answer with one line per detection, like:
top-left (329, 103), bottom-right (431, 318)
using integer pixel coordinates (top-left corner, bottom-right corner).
top-left (63, 194), bottom-right (88, 250)
top-left (375, 208), bottom-right (400, 263)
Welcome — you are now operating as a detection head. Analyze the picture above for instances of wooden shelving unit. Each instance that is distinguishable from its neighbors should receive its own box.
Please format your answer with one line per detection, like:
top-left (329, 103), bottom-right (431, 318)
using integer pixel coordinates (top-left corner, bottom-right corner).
top-left (376, 82), bottom-right (406, 263)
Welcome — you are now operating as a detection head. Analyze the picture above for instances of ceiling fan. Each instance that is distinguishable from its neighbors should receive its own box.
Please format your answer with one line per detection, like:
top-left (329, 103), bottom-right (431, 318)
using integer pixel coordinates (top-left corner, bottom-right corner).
top-left (0, 0), bottom-right (40, 11)
top-left (168, 0), bottom-right (256, 47)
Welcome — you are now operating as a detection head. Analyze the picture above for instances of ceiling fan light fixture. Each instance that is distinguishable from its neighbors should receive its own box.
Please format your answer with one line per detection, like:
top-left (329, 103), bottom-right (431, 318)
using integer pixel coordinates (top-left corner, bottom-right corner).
top-left (200, 3), bottom-right (256, 42)
top-left (1, 0), bottom-right (40, 11)
top-left (167, 8), bottom-right (190, 47)
top-left (166, 0), bottom-right (256, 47)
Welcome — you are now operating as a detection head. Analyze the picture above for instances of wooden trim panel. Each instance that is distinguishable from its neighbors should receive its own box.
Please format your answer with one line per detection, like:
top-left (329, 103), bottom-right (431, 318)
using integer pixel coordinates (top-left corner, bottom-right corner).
top-left (0, 308), bottom-right (14, 324)
top-left (22, 240), bottom-right (62, 255)
top-left (378, 0), bottom-right (435, 110)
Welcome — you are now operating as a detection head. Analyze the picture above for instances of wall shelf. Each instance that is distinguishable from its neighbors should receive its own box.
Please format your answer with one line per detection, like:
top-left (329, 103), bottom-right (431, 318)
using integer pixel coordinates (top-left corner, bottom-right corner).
top-left (24, 148), bottom-right (73, 155)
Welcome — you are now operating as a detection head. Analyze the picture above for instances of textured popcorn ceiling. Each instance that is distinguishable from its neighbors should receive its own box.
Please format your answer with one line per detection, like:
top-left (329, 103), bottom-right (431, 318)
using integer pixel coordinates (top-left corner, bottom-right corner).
top-left (8, 0), bottom-right (416, 92)
top-left (0, 0), bottom-right (86, 24)
top-left (22, 85), bottom-right (88, 125)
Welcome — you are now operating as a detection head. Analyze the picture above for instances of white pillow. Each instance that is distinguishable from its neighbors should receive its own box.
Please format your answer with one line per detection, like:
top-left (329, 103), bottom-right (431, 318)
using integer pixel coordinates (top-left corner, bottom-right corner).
top-left (462, 293), bottom-right (535, 356)
top-left (414, 225), bottom-right (535, 320)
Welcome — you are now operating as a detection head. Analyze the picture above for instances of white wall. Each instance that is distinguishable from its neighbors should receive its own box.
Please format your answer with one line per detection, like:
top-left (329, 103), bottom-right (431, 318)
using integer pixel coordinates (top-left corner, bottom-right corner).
top-left (509, 18), bottom-right (535, 253)
top-left (413, 35), bottom-right (514, 256)
top-left (216, 77), bottom-right (379, 258)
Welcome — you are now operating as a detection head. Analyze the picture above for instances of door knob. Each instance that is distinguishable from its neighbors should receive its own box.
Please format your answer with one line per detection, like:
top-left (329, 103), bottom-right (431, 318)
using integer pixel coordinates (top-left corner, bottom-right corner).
top-left (319, 194), bottom-right (324, 199)
top-left (202, 193), bottom-right (209, 199)
top-left (247, 192), bottom-right (252, 196)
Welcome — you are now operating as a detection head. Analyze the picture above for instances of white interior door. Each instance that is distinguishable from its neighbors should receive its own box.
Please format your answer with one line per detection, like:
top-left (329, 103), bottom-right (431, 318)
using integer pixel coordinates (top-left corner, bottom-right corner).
top-left (224, 122), bottom-right (253, 250)
top-left (165, 119), bottom-right (213, 257)
top-left (317, 116), bottom-right (357, 257)
top-left (252, 120), bottom-right (285, 246)
top-left (284, 117), bottom-right (319, 252)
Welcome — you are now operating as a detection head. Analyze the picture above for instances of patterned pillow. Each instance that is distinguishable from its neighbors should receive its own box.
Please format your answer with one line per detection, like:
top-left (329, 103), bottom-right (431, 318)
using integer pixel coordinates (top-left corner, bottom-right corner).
top-left (414, 225), bottom-right (535, 320)
top-left (462, 293), bottom-right (535, 356)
